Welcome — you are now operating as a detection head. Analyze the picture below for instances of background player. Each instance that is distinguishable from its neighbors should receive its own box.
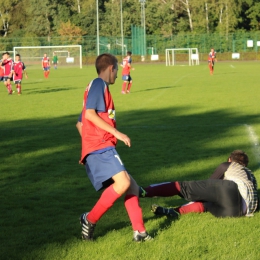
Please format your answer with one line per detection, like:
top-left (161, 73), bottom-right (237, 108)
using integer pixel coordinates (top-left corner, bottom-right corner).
top-left (12, 54), bottom-right (28, 95)
top-left (42, 53), bottom-right (50, 78)
top-left (52, 52), bottom-right (58, 69)
top-left (0, 53), bottom-right (4, 82)
top-left (208, 48), bottom-right (217, 75)
top-left (0, 52), bottom-right (14, 94)
top-left (121, 51), bottom-right (134, 94)
top-left (77, 53), bottom-right (152, 242)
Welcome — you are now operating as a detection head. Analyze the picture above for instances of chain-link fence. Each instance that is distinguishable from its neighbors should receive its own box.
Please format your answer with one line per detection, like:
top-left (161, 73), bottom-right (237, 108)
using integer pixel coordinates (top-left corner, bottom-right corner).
top-left (1, 30), bottom-right (260, 63)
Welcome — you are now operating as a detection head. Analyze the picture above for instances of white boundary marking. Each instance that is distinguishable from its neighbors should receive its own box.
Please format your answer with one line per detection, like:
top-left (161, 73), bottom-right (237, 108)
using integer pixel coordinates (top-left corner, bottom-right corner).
top-left (245, 124), bottom-right (260, 167)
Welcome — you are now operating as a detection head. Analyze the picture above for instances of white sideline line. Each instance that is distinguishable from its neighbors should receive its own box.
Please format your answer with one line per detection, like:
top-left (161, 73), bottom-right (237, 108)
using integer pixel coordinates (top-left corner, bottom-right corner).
top-left (245, 124), bottom-right (260, 167)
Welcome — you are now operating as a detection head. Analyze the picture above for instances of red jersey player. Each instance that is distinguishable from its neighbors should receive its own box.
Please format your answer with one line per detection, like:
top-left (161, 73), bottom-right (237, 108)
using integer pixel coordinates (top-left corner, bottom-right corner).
top-left (42, 53), bottom-right (50, 78)
top-left (208, 48), bottom-right (217, 75)
top-left (121, 51), bottom-right (134, 94)
top-left (12, 54), bottom-right (28, 95)
top-left (0, 52), bottom-right (14, 95)
top-left (76, 53), bottom-right (152, 242)
top-left (0, 53), bottom-right (4, 82)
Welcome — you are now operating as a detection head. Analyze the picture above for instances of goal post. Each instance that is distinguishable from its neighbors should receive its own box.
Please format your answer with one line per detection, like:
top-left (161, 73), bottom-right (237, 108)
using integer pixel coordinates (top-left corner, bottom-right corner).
top-left (13, 45), bottom-right (82, 68)
top-left (165, 48), bottom-right (199, 66)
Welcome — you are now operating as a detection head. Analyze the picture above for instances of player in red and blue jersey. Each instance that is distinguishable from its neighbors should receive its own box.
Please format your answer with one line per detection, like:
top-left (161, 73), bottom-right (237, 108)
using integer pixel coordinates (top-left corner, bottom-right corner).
top-left (121, 51), bottom-right (134, 94)
top-left (0, 53), bottom-right (4, 82)
top-left (12, 54), bottom-right (28, 95)
top-left (0, 52), bottom-right (14, 95)
top-left (208, 48), bottom-right (217, 75)
top-left (76, 53), bottom-right (152, 242)
top-left (42, 53), bottom-right (50, 78)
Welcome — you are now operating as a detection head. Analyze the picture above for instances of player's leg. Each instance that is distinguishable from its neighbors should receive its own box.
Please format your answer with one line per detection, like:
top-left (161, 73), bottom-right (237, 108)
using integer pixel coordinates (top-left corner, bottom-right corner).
top-left (46, 67), bottom-right (50, 78)
top-left (140, 181), bottom-right (181, 197)
top-left (126, 76), bottom-right (132, 93)
top-left (124, 175), bottom-right (152, 241)
top-left (85, 171), bottom-right (128, 223)
top-left (80, 149), bottom-right (129, 240)
top-left (43, 68), bottom-right (47, 78)
top-left (150, 201), bottom-right (204, 218)
top-left (121, 76), bottom-right (128, 94)
top-left (5, 78), bottom-right (13, 94)
top-left (174, 201), bottom-right (204, 214)
top-left (16, 81), bottom-right (22, 95)
top-left (178, 179), bottom-right (243, 217)
top-left (3, 79), bottom-right (9, 93)
top-left (208, 61), bottom-right (213, 74)
top-left (149, 180), bottom-right (239, 218)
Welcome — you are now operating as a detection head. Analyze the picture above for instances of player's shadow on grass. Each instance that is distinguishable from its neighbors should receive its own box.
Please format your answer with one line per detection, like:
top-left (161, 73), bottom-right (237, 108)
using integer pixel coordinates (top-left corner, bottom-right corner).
top-left (26, 87), bottom-right (71, 94)
top-left (1, 106), bottom-right (260, 259)
top-left (134, 86), bottom-right (178, 92)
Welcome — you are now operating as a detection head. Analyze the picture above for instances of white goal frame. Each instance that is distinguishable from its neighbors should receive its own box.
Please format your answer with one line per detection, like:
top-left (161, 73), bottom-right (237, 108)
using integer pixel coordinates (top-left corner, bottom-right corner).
top-left (13, 45), bottom-right (82, 69)
top-left (165, 48), bottom-right (199, 66)
top-left (53, 50), bottom-right (70, 57)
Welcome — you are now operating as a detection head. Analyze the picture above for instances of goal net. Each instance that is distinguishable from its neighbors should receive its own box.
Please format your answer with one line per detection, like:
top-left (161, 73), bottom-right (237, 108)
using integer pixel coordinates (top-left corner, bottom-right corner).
top-left (165, 48), bottom-right (199, 66)
top-left (13, 45), bottom-right (82, 68)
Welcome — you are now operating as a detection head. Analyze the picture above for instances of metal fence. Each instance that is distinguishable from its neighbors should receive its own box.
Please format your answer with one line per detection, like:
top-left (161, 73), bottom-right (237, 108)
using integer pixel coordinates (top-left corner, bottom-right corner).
top-left (1, 30), bottom-right (260, 60)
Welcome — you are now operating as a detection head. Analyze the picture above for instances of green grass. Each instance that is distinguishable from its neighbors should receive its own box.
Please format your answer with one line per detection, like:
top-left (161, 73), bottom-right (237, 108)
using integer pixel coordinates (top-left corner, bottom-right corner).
top-left (1, 61), bottom-right (260, 260)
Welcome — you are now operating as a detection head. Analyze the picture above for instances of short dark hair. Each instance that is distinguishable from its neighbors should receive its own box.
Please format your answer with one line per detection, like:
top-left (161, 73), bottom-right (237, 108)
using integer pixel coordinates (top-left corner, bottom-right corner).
top-left (6, 52), bottom-right (10, 56)
top-left (16, 54), bottom-right (20, 57)
top-left (229, 150), bottom-right (249, 167)
top-left (127, 51), bottom-right (132, 56)
top-left (95, 53), bottom-right (118, 74)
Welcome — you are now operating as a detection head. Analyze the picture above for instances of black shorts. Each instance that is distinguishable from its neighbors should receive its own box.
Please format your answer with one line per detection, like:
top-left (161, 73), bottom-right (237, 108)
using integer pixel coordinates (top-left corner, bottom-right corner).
top-left (178, 179), bottom-right (243, 217)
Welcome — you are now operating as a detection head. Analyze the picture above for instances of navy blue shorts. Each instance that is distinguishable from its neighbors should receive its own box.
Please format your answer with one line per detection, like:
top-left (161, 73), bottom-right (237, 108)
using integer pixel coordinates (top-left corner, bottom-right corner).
top-left (122, 75), bottom-right (132, 82)
top-left (85, 148), bottom-right (127, 191)
top-left (43, 67), bottom-right (50, 71)
top-left (3, 76), bottom-right (11, 81)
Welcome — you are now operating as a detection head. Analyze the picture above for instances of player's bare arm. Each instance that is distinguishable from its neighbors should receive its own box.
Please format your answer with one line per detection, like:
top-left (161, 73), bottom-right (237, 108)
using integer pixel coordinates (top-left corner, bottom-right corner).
top-left (85, 109), bottom-right (131, 147)
top-left (76, 121), bottom-right (82, 136)
top-left (24, 70), bottom-right (28, 79)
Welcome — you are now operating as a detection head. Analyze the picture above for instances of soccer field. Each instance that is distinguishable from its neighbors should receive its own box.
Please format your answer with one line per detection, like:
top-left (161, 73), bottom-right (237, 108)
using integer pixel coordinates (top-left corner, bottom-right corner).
top-left (1, 61), bottom-right (260, 259)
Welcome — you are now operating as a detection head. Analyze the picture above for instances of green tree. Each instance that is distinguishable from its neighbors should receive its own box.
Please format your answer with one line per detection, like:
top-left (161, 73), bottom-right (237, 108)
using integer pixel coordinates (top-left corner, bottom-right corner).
top-left (0, 0), bottom-right (19, 37)
top-left (58, 20), bottom-right (85, 44)
top-left (25, 0), bottom-right (59, 37)
top-left (246, 1), bottom-right (260, 30)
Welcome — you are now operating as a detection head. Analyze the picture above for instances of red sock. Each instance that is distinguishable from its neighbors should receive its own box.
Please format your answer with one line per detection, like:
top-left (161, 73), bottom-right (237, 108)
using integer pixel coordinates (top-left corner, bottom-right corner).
top-left (17, 85), bottom-right (21, 94)
top-left (127, 83), bottom-right (132, 91)
top-left (144, 182), bottom-right (180, 197)
top-left (7, 84), bottom-right (12, 93)
top-left (44, 71), bottom-right (47, 78)
top-left (124, 194), bottom-right (145, 232)
top-left (122, 82), bottom-right (127, 92)
top-left (47, 71), bottom-right (50, 77)
top-left (175, 202), bottom-right (204, 215)
top-left (87, 185), bottom-right (121, 224)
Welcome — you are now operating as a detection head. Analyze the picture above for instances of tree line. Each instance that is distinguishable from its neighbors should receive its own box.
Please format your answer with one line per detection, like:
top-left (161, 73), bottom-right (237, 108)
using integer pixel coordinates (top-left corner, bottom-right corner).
top-left (0, 0), bottom-right (260, 39)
